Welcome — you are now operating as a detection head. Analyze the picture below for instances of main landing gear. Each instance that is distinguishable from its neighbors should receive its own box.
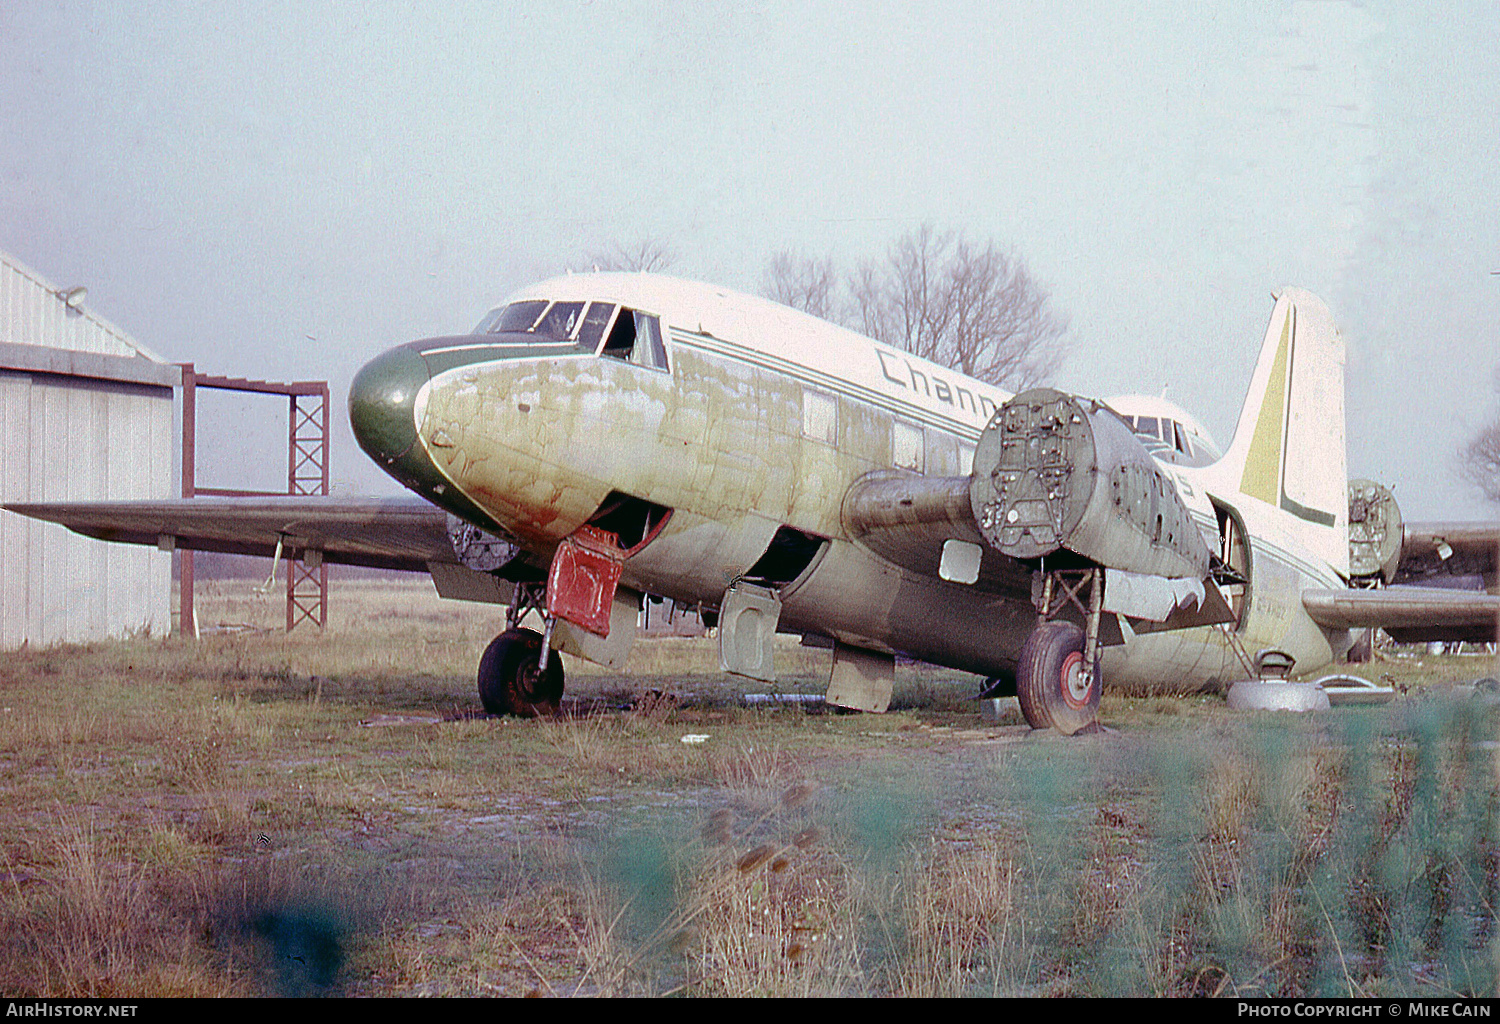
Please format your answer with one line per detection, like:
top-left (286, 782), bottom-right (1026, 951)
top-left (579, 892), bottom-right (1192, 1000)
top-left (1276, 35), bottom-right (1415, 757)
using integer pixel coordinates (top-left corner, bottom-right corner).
top-left (477, 628), bottom-right (563, 717)
top-left (1016, 566), bottom-right (1104, 735)
top-left (477, 581), bottom-right (563, 718)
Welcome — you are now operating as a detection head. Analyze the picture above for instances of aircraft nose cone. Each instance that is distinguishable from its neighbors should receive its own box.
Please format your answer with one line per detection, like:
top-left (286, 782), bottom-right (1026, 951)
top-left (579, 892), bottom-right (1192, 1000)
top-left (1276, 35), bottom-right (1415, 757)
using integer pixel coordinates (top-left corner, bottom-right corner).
top-left (349, 344), bottom-right (430, 467)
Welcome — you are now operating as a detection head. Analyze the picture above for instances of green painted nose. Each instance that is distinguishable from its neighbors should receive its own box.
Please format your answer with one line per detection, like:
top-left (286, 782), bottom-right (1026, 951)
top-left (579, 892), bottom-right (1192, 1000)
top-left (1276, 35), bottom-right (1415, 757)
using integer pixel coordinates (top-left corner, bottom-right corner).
top-left (349, 344), bottom-right (430, 469)
top-left (348, 339), bottom-right (509, 535)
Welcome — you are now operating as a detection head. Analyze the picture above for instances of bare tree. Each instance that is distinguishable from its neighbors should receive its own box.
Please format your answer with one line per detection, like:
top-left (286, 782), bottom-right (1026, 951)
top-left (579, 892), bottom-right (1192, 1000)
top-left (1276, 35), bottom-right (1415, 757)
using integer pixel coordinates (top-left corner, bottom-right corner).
top-left (761, 226), bottom-right (1068, 390)
top-left (850, 225), bottom-right (1068, 390)
top-left (1461, 368), bottom-right (1500, 506)
top-left (761, 250), bottom-right (839, 321)
top-left (587, 238), bottom-right (677, 273)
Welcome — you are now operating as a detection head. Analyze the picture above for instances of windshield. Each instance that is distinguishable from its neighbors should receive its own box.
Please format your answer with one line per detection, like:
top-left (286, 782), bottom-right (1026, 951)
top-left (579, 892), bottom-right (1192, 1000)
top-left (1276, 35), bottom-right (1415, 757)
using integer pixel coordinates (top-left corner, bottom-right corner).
top-left (473, 300), bottom-right (548, 335)
top-left (472, 299), bottom-right (622, 344)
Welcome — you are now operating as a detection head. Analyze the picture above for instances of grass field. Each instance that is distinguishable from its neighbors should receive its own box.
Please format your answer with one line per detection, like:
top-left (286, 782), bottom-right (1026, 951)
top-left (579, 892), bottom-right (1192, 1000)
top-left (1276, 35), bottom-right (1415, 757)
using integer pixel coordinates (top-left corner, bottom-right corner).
top-left (1, 578), bottom-right (1496, 997)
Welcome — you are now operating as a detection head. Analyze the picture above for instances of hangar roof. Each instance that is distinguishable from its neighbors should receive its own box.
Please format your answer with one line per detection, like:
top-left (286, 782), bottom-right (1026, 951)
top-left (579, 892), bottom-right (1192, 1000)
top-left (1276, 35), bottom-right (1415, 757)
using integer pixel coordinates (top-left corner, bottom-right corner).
top-left (1, 249), bottom-right (168, 363)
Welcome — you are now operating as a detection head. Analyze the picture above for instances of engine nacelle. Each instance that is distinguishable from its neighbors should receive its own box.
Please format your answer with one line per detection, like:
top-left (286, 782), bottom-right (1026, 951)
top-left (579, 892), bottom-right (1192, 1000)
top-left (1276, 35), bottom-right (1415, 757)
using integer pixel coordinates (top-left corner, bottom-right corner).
top-left (1347, 478), bottom-right (1403, 584)
top-left (969, 388), bottom-right (1210, 578)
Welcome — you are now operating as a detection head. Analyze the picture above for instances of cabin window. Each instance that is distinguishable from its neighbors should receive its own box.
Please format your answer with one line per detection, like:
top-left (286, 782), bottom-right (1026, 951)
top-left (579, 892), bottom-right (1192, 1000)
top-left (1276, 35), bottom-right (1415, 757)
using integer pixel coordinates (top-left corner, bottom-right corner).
top-left (802, 387), bottom-right (837, 444)
top-left (600, 309), bottom-right (669, 370)
top-left (958, 441), bottom-right (976, 475)
top-left (892, 420), bottom-right (924, 472)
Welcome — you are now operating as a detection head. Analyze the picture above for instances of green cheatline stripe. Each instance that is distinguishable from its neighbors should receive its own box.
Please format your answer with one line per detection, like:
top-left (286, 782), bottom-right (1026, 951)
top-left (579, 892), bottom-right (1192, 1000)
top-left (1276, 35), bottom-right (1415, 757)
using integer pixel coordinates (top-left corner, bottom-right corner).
top-left (420, 341), bottom-right (589, 376)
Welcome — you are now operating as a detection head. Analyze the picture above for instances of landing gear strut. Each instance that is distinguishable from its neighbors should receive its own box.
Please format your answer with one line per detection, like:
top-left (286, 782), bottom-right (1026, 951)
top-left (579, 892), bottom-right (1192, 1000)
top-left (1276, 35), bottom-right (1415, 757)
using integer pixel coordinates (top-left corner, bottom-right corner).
top-left (478, 627), bottom-right (564, 718)
top-left (1016, 565), bottom-right (1103, 735)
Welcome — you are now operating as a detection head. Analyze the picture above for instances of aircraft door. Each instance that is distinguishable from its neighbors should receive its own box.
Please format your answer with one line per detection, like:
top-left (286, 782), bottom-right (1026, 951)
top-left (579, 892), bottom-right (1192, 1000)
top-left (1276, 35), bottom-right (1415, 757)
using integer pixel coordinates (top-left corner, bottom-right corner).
top-left (1212, 500), bottom-right (1252, 630)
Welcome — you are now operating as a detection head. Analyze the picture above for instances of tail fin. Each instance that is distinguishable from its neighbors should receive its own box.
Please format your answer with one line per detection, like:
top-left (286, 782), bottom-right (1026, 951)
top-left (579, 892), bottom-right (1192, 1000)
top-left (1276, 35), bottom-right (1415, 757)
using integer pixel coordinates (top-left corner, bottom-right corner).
top-left (1218, 288), bottom-right (1349, 576)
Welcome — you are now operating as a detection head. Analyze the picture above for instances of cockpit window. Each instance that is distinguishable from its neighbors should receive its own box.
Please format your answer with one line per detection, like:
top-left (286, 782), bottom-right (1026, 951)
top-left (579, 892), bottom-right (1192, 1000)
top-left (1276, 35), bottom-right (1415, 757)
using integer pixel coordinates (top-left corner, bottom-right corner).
top-left (534, 301), bottom-right (586, 340)
top-left (471, 301), bottom-right (667, 370)
top-left (1134, 416), bottom-right (1159, 440)
top-left (476, 299), bottom-right (599, 338)
top-left (486, 300), bottom-right (549, 334)
top-left (576, 302), bottom-right (617, 350)
top-left (600, 309), bottom-right (669, 371)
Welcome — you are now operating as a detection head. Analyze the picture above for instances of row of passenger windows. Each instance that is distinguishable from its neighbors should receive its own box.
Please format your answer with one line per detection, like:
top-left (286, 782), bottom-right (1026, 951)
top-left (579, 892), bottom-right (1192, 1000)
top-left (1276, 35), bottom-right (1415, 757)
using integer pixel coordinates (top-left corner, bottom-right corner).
top-left (473, 300), bottom-right (668, 371)
top-left (801, 386), bottom-right (974, 475)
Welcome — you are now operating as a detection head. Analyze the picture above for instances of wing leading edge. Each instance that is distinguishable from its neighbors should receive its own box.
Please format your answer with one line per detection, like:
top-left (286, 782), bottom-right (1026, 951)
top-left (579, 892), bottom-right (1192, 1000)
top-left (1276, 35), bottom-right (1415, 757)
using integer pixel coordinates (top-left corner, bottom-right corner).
top-left (3, 496), bottom-right (454, 573)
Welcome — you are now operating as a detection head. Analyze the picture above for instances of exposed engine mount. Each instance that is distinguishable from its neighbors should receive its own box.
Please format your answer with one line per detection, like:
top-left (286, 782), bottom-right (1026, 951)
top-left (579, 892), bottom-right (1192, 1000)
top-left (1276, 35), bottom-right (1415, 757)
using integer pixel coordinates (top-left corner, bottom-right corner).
top-left (1347, 478), bottom-right (1403, 584)
top-left (447, 513), bottom-right (522, 572)
top-left (969, 388), bottom-right (1211, 579)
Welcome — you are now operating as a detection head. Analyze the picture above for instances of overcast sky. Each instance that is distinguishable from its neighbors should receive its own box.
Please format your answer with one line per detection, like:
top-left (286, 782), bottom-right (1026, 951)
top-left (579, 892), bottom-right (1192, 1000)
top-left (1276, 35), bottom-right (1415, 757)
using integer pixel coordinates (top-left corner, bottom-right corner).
top-left (3, 1), bottom-right (1496, 519)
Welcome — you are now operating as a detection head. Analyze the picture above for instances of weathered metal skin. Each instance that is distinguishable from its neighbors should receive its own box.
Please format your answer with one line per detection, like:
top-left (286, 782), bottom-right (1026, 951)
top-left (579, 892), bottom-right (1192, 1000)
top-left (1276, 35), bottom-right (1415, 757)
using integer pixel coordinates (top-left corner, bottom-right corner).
top-left (407, 339), bottom-right (1043, 676)
top-left (842, 471), bottom-right (1034, 595)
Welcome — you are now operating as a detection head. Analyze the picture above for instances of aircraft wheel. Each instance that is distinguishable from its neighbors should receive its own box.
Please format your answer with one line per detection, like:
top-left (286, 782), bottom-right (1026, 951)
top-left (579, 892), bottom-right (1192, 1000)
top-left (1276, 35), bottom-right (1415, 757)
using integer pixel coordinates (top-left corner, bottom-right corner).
top-left (1016, 621), bottom-right (1100, 735)
top-left (477, 628), bottom-right (564, 718)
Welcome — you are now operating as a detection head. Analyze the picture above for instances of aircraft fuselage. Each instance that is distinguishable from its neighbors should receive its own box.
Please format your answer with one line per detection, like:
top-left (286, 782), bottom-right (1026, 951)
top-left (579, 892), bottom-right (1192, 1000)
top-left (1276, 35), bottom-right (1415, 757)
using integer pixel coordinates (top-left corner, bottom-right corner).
top-left (350, 273), bottom-right (1349, 691)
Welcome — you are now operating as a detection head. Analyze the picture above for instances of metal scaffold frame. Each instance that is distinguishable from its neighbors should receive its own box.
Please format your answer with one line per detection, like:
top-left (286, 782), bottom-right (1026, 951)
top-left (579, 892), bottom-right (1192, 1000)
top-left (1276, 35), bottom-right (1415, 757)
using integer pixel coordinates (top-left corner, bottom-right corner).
top-left (178, 364), bottom-right (331, 635)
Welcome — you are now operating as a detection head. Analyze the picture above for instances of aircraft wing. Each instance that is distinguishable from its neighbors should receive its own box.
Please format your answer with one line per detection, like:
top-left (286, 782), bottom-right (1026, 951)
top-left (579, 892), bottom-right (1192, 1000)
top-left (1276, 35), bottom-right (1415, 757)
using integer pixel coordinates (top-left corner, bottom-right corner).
top-left (1394, 521), bottom-right (1500, 588)
top-left (841, 471), bottom-right (1033, 597)
top-left (840, 469), bottom-right (1235, 643)
top-left (1302, 586), bottom-right (1500, 644)
top-left (2, 496), bottom-right (454, 573)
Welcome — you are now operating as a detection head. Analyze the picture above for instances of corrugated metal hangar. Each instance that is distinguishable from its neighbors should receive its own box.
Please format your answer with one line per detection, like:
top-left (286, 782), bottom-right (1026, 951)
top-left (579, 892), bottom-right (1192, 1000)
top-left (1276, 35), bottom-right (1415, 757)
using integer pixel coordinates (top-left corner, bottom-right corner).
top-left (1, 250), bottom-right (179, 647)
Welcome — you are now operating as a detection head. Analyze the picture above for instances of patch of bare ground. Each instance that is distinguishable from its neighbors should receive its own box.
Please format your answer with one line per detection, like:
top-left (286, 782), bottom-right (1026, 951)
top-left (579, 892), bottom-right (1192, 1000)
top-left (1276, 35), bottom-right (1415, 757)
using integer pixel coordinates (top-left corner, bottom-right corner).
top-left (0, 579), bottom-right (1495, 996)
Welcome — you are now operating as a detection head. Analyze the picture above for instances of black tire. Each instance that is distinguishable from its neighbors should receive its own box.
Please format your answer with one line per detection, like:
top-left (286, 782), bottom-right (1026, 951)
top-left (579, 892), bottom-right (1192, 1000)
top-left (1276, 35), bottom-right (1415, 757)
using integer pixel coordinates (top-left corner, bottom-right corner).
top-left (1016, 621), bottom-right (1100, 735)
top-left (477, 628), bottom-right (564, 718)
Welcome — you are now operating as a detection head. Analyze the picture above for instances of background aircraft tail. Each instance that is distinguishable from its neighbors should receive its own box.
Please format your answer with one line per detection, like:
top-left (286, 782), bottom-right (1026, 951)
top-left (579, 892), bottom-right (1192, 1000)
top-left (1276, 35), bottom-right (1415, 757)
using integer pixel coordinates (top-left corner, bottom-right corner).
top-left (1216, 288), bottom-right (1349, 576)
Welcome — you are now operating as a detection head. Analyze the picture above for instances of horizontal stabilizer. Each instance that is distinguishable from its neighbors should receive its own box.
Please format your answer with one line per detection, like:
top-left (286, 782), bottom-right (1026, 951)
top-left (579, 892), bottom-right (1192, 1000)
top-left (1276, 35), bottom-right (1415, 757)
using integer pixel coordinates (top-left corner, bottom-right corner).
top-left (1302, 586), bottom-right (1500, 643)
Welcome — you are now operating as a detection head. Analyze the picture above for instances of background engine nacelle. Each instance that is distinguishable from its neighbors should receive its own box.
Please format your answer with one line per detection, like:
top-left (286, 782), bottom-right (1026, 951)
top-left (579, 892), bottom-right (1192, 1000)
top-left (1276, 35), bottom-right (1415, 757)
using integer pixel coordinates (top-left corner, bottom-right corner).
top-left (1347, 478), bottom-right (1403, 584)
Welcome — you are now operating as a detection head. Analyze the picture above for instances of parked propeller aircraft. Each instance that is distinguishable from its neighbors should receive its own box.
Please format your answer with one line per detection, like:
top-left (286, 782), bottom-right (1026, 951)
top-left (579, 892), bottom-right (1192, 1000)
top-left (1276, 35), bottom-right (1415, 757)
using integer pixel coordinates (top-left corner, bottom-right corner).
top-left (9, 274), bottom-right (1498, 733)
